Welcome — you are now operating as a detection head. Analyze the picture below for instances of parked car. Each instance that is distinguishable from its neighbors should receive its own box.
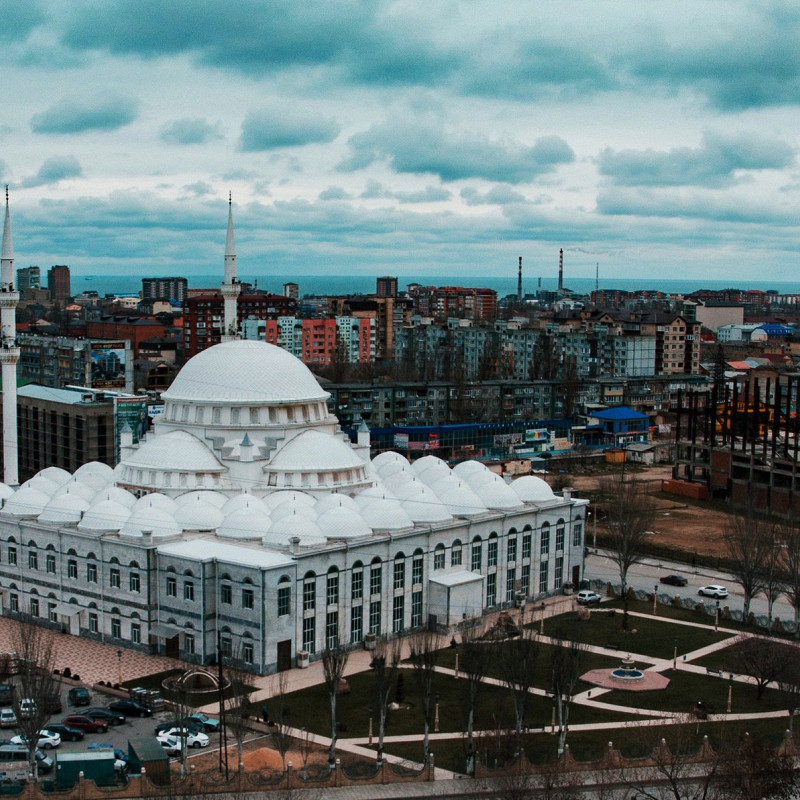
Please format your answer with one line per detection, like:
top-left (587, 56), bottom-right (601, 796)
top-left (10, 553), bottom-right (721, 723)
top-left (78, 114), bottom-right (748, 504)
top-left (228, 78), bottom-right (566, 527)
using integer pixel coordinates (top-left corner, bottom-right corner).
top-left (87, 743), bottom-right (129, 762)
top-left (186, 712), bottom-right (220, 733)
top-left (576, 590), bottom-right (602, 606)
top-left (61, 715), bottom-right (107, 733)
top-left (67, 687), bottom-right (90, 706)
top-left (154, 717), bottom-right (205, 736)
top-left (10, 730), bottom-right (61, 750)
top-left (157, 735), bottom-right (182, 755)
top-left (698, 585), bottom-right (728, 599)
top-left (0, 686), bottom-right (13, 707)
top-left (84, 708), bottom-right (126, 726)
top-left (108, 700), bottom-right (151, 718)
top-left (157, 728), bottom-right (209, 749)
top-left (18, 699), bottom-right (36, 720)
top-left (44, 694), bottom-right (62, 714)
top-left (45, 724), bottom-right (84, 742)
top-left (660, 574), bottom-right (688, 587)
top-left (0, 709), bottom-right (17, 729)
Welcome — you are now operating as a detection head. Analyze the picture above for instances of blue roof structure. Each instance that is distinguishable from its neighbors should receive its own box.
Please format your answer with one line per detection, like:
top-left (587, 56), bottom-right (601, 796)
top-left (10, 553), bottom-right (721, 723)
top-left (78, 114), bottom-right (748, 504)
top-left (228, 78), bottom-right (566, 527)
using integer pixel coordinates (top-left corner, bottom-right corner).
top-left (590, 406), bottom-right (649, 421)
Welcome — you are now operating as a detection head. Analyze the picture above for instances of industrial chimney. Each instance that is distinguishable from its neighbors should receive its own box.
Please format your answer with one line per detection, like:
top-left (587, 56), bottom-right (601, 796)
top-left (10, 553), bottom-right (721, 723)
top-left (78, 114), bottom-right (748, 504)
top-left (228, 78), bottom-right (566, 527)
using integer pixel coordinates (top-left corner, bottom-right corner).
top-left (558, 248), bottom-right (564, 293)
top-left (517, 256), bottom-right (522, 302)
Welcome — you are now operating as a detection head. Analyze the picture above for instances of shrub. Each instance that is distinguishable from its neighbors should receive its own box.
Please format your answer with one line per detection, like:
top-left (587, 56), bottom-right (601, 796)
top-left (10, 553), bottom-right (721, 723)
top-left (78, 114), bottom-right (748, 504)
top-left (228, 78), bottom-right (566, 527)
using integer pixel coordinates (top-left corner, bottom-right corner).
top-left (63, 667), bottom-right (71, 678)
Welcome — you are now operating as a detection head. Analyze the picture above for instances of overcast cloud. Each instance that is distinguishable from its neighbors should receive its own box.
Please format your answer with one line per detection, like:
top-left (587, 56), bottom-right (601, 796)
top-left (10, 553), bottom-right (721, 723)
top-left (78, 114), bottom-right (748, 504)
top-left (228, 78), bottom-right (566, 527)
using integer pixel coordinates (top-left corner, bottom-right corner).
top-left (3, 0), bottom-right (800, 287)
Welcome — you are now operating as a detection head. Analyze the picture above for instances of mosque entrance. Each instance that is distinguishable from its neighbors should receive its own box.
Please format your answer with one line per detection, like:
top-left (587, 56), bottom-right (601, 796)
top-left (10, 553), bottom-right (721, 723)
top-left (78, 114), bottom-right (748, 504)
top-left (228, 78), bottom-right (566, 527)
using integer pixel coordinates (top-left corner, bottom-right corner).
top-left (165, 634), bottom-right (179, 659)
top-left (276, 640), bottom-right (291, 672)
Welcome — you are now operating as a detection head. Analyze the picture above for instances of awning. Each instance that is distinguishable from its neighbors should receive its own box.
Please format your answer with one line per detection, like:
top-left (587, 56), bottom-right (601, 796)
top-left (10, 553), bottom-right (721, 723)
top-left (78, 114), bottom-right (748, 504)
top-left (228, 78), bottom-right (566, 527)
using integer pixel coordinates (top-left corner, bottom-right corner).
top-left (53, 603), bottom-right (82, 617)
top-left (149, 623), bottom-right (182, 639)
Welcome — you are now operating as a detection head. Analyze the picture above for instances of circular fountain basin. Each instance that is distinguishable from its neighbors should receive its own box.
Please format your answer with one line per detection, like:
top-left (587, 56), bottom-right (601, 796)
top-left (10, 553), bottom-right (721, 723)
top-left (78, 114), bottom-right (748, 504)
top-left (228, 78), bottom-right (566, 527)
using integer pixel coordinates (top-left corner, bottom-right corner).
top-left (610, 667), bottom-right (645, 682)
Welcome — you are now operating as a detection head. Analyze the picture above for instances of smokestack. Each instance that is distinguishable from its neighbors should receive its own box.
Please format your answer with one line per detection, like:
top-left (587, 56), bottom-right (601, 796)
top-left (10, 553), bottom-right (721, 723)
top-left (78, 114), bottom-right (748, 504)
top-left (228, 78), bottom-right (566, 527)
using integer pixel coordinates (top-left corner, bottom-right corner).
top-left (558, 248), bottom-right (564, 293)
top-left (517, 257), bottom-right (522, 302)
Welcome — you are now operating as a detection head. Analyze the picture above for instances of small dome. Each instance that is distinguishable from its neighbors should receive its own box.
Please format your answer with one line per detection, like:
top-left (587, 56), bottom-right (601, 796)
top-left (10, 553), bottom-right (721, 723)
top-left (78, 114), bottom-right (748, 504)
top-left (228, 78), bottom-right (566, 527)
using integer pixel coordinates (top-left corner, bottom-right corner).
top-left (452, 460), bottom-right (490, 479)
top-left (264, 515), bottom-right (327, 547)
top-left (217, 505), bottom-right (270, 540)
top-left (271, 502), bottom-right (317, 523)
top-left (222, 493), bottom-right (269, 516)
top-left (0, 483), bottom-right (14, 505)
top-left (263, 491), bottom-right (316, 511)
top-left (360, 497), bottom-right (414, 530)
top-left (463, 469), bottom-right (498, 489)
top-left (374, 459), bottom-right (413, 479)
top-left (38, 491), bottom-right (91, 525)
top-left (269, 430), bottom-right (366, 471)
top-left (427, 474), bottom-right (463, 495)
top-left (473, 478), bottom-right (524, 510)
top-left (132, 493), bottom-right (178, 514)
top-left (511, 475), bottom-right (556, 503)
top-left (73, 461), bottom-right (114, 490)
top-left (175, 499), bottom-right (224, 531)
top-left (2, 488), bottom-right (51, 518)
top-left (314, 494), bottom-right (359, 514)
top-left (401, 486), bottom-right (452, 523)
top-left (371, 451), bottom-right (408, 469)
top-left (413, 456), bottom-right (451, 481)
top-left (120, 506), bottom-right (181, 539)
top-left (393, 480), bottom-right (427, 501)
top-left (33, 466), bottom-right (72, 486)
top-left (93, 487), bottom-right (137, 508)
top-left (53, 480), bottom-right (96, 503)
top-left (21, 477), bottom-right (60, 497)
top-left (380, 470), bottom-right (416, 491)
top-left (317, 507), bottom-right (371, 539)
top-left (435, 483), bottom-right (487, 517)
top-left (78, 500), bottom-right (131, 534)
top-left (176, 491), bottom-right (228, 509)
top-left (121, 430), bottom-right (223, 472)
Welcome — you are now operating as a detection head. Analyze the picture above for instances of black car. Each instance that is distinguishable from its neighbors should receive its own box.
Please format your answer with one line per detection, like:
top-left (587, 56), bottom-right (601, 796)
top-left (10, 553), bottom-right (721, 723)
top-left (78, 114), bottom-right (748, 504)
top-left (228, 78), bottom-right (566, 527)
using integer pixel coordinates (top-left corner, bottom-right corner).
top-left (108, 700), bottom-right (152, 718)
top-left (659, 574), bottom-right (689, 587)
top-left (84, 708), bottom-right (126, 726)
top-left (44, 723), bottom-right (84, 742)
top-left (67, 687), bottom-right (90, 706)
top-left (155, 717), bottom-right (205, 736)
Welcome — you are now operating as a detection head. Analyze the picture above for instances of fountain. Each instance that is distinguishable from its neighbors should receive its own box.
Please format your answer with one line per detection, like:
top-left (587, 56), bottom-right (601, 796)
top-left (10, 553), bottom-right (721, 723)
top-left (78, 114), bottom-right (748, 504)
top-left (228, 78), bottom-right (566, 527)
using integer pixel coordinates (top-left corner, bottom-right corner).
top-left (581, 652), bottom-right (670, 692)
top-left (162, 667), bottom-right (230, 700)
top-left (610, 654), bottom-right (645, 683)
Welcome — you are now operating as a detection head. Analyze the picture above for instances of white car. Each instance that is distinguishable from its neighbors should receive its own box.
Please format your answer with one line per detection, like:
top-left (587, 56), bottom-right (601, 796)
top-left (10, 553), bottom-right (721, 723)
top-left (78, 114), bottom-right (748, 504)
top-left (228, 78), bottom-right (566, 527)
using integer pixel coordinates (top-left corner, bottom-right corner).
top-left (698, 584), bottom-right (728, 599)
top-left (157, 735), bottom-right (182, 755)
top-left (157, 728), bottom-right (209, 749)
top-left (576, 590), bottom-right (602, 605)
top-left (11, 730), bottom-right (61, 749)
top-left (0, 708), bottom-right (17, 728)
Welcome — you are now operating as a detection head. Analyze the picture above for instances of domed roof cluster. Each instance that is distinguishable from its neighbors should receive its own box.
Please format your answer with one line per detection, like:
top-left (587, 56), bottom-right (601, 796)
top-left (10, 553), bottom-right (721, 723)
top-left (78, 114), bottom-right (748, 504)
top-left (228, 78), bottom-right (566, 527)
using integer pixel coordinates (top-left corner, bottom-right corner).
top-left (0, 455), bottom-right (558, 552)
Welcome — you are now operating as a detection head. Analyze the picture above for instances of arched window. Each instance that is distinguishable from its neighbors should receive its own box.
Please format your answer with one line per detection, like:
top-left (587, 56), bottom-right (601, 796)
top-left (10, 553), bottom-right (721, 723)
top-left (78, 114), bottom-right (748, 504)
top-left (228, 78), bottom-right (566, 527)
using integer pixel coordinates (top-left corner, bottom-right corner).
top-left (471, 536), bottom-right (483, 572)
top-left (451, 539), bottom-right (463, 567)
top-left (487, 533), bottom-right (498, 567)
top-left (433, 543), bottom-right (445, 571)
top-left (393, 553), bottom-right (406, 590)
top-left (327, 567), bottom-right (339, 606)
top-left (540, 522), bottom-right (551, 555)
top-left (351, 561), bottom-right (364, 601)
top-left (555, 519), bottom-right (565, 551)
top-left (277, 575), bottom-right (291, 617)
top-left (303, 571), bottom-right (316, 612)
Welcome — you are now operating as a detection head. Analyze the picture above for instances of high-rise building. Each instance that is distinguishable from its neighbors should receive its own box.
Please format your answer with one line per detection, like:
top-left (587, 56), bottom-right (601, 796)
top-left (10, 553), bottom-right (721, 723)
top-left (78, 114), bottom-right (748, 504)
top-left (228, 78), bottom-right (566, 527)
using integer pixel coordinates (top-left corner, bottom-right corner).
top-left (376, 276), bottom-right (397, 298)
top-left (47, 264), bottom-right (71, 302)
top-left (142, 277), bottom-right (187, 303)
top-left (283, 282), bottom-right (299, 299)
top-left (17, 266), bottom-right (40, 294)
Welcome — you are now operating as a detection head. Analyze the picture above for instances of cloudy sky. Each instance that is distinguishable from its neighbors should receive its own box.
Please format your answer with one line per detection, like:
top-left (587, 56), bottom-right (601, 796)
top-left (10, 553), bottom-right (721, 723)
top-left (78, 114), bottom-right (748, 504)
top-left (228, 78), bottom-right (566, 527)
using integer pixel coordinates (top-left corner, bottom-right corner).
top-left (3, 0), bottom-right (800, 288)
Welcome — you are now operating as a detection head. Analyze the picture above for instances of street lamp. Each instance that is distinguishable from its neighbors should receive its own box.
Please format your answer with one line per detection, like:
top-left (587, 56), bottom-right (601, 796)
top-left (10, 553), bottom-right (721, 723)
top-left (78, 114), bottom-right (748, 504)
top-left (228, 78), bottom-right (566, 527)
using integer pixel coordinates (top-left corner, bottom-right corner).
top-left (727, 674), bottom-right (733, 714)
top-left (368, 705), bottom-right (373, 746)
top-left (434, 692), bottom-right (440, 733)
top-left (116, 649), bottom-right (122, 686)
top-left (672, 638), bottom-right (678, 671)
top-left (653, 584), bottom-right (658, 616)
top-left (540, 602), bottom-right (546, 636)
top-left (715, 600), bottom-right (720, 632)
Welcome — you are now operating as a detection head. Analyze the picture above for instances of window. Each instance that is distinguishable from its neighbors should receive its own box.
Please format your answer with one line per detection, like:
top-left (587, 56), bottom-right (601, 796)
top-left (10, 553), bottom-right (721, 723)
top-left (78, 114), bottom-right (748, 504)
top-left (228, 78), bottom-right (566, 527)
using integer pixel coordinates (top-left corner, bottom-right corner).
top-left (471, 540), bottom-right (482, 572)
top-left (506, 569), bottom-right (516, 603)
top-left (278, 582), bottom-right (290, 617)
top-left (68, 559), bottom-right (77, 579)
top-left (166, 576), bottom-right (177, 597)
top-left (556, 521), bottom-right (565, 552)
top-left (184, 634), bottom-right (195, 655)
top-left (573, 523), bottom-right (583, 547)
top-left (522, 529), bottom-right (532, 559)
top-left (111, 618), bottom-right (121, 639)
top-left (110, 569), bottom-right (120, 589)
top-left (303, 575), bottom-right (316, 612)
top-left (220, 636), bottom-right (232, 658)
top-left (242, 589), bottom-right (254, 610)
top-left (352, 566), bottom-right (364, 600)
top-left (29, 597), bottom-right (39, 617)
top-left (451, 541), bottom-right (462, 567)
top-left (351, 605), bottom-right (363, 643)
top-left (539, 561), bottom-right (549, 593)
top-left (326, 571), bottom-right (339, 606)
top-left (88, 612), bottom-right (98, 634)
top-left (433, 544), bottom-right (445, 571)
top-left (369, 600), bottom-right (381, 634)
top-left (487, 573), bottom-right (496, 607)
top-left (411, 591), bottom-right (423, 627)
top-left (242, 641), bottom-right (254, 664)
top-left (392, 596), bottom-right (404, 633)
top-left (488, 536), bottom-right (498, 567)
top-left (46, 555), bottom-right (56, 574)
top-left (326, 611), bottom-right (338, 648)
top-left (221, 584), bottom-right (232, 605)
top-left (540, 523), bottom-right (550, 555)
top-left (554, 556), bottom-right (564, 590)
top-left (129, 572), bottom-right (140, 593)
top-left (184, 580), bottom-right (195, 601)
top-left (7, 547), bottom-right (16, 566)
top-left (87, 563), bottom-right (98, 584)
top-left (131, 624), bottom-right (141, 644)
top-left (393, 558), bottom-right (405, 590)
top-left (521, 565), bottom-right (530, 596)
top-left (412, 555), bottom-right (423, 585)
top-left (369, 562), bottom-right (381, 596)
top-left (507, 537), bottom-right (517, 564)
top-left (9, 594), bottom-right (18, 612)
top-left (28, 551), bottom-right (38, 571)
top-left (48, 602), bottom-right (57, 622)
top-left (302, 617), bottom-right (315, 653)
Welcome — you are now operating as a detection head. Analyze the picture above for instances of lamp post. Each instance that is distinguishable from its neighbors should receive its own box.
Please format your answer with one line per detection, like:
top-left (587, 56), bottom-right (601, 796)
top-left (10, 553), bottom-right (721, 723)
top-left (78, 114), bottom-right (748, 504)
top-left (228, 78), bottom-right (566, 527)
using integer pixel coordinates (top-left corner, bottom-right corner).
top-left (591, 509), bottom-right (597, 550)
top-left (434, 692), bottom-right (440, 733)
top-left (727, 674), bottom-right (733, 714)
top-left (653, 584), bottom-right (658, 616)
top-left (368, 705), bottom-right (373, 746)
top-left (116, 649), bottom-right (122, 686)
top-left (672, 638), bottom-right (678, 671)
top-left (540, 602), bottom-right (546, 636)
top-left (715, 600), bottom-right (720, 632)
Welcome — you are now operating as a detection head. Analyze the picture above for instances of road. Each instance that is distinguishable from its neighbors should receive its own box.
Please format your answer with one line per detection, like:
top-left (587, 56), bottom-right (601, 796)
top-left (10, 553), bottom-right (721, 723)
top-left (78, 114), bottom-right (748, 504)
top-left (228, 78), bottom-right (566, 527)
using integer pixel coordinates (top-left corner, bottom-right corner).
top-left (585, 549), bottom-right (796, 623)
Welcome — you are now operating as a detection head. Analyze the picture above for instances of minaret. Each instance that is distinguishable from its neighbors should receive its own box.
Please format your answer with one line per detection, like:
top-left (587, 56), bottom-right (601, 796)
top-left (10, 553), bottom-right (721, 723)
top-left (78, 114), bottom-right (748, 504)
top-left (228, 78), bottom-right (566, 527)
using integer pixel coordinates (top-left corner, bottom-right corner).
top-left (0, 187), bottom-right (19, 486)
top-left (220, 192), bottom-right (241, 342)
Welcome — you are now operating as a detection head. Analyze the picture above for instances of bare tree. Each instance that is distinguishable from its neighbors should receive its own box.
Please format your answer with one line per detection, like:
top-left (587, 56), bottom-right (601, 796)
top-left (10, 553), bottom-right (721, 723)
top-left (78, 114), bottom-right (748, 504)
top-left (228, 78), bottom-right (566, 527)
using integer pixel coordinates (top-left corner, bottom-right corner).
top-left (407, 630), bottom-right (438, 762)
top-left (775, 653), bottom-right (800, 731)
top-left (498, 628), bottom-right (539, 755)
top-left (534, 756), bottom-right (582, 800)
top-left (11, 620), bottom-right (57, 778)
top-left (723, 508), bottom-right (773, 620)
top-left (269, 669), bottom-right (292, 771)
top-left (599, 473), bottom-right (656, 630)
top-left (458, 624), bottom-right (492, 773)
top-left (549, 624), bottom-right (589, 757)
top-left (715, 733), bottom-right (797, 800)
top-left (224, 650), bottom-right (253, 771)
top-left (781, 519), bottom-right (800, 635)
top-left (320, 634), bottom-right (349, 765)
top-left (370, 639), bottom-right (400, 765)
top-left (728, 635), bottom-right (785, 700)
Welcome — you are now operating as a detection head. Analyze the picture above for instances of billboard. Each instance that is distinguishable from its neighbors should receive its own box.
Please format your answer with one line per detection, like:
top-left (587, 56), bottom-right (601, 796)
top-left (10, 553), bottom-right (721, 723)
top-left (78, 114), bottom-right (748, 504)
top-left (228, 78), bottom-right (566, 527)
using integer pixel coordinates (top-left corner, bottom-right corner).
top-left (88, 341), bottom-right (127, 389)
top-left (114, 396), bottom-right (149, 460)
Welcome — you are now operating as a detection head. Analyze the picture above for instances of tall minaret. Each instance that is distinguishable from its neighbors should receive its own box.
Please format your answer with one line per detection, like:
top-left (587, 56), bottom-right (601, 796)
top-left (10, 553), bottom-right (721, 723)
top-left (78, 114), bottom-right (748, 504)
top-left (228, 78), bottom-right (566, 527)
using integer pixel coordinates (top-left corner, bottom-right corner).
top-left (0, 188), bottom-right (19, 486)
top-left (220, 192), bottom-right (241, 342)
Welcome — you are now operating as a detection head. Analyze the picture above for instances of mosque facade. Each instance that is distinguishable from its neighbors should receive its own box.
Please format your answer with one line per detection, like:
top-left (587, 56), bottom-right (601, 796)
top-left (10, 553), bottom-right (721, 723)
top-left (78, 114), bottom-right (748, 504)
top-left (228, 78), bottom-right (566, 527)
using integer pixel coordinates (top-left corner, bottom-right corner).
top-left (0, 197), bottom-right (587, 674)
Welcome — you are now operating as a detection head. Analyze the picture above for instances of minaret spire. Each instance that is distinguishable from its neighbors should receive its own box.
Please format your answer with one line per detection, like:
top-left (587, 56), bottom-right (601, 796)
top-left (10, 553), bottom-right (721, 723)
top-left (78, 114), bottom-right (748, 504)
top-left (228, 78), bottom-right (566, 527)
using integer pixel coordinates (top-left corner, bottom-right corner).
top-left (220, 191), bottom-right (241, 342)
top-left (0, 187), bottom-right (20, 485)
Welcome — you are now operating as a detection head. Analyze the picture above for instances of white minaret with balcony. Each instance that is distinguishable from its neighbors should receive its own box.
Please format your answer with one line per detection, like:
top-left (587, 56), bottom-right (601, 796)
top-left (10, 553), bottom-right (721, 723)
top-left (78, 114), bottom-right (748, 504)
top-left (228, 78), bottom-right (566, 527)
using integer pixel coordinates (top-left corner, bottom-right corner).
top-left (0, 188), bottom-right (19, 486)
top-left (220, 193), bottom-right (241, 342)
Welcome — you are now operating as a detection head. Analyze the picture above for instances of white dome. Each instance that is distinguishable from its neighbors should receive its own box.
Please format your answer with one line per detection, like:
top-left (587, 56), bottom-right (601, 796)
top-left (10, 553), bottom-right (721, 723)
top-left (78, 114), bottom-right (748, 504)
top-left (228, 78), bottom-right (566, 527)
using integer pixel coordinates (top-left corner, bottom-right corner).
top-left (38, 491), bottom-right (91, 525)
top-left (217, 505), bottom-right (271, 540)
top-left (354, 486), bottom-right (397, 507)
top-left (393, 480), bottom-right (427, 500)
top-left (93, 487), bottom-right (137, 508)
top-left (412, 455), bottom-right (449, 473)
top-left (511, 475), bottom-right (556, 503)
top-left (121, 430), bottom-right (223, 472)
top-left (436, 484), bottom-right (487, 517)
top-left (473, 479), bottom-right (524, 510)
top-left (314, 494), bottom-right (360, 514)
top-left (463, 469), bottom-right (498, 489)
top-left (452, 460), bottom-right (489, 479)
top-left (73, 461), bottom-right (114, 490)
top-left (271, 502), bottom-right (317, 522)
top-left (175, 499), bottom-right (224, 531)
top-left (269, 430), bottom-right (366, 471)
top-left (401, 487), bottom-right (453, 523)
top-left (176, 491), bottom-right (228, 509)
top-left (380, 470), bottom-right (416, 491)
top-left (427, 474), bottom-right (463, 495)
top-left (263, 491), bottom-right (316, 511)
top-left (120, 506), bottom-right (181, 539)
top-left (78, 500), bottom-right (131, 534)
top-left (33, 467), bottom-right (72, 486)
top-left (371, 451), bottom-right (408, 469)
top-left (222, 494), bottom-right (269, 516)
top-left (264, 515), bottom-right (327, 546)
top-left (21, 477), bottom-right (60, 497)
top-left (132, 493), bottom-right (178, 514)
top-left (375, 459), bottom-right (413, 479)
top-left (53, 480), bottom-right (96, 503)
top-left (360, 497), bottom-right (414, 530)
top-left (0, 483), bottom-right (14, 505)
top-left (164, 340), bottom-right (330, 404)
top-left (2, 488), bottom-right (51, 518)
top-left (317, 507), bottom-right (372, 539)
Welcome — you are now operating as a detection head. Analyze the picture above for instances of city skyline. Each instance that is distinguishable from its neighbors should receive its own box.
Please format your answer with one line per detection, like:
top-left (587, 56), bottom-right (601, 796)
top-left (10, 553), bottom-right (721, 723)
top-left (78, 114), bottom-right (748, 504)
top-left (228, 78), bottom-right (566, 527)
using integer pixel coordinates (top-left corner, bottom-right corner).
top-left (2, 2), bottom-right (800, 285)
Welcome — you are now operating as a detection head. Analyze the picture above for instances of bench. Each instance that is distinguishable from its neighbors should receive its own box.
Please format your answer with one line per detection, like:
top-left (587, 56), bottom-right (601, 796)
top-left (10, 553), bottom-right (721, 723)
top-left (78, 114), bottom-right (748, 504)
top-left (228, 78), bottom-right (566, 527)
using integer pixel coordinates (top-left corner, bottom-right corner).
top-left (605, 642), bottom-right (621, 651)
top-left (706, 667), bottom-right (724, 678)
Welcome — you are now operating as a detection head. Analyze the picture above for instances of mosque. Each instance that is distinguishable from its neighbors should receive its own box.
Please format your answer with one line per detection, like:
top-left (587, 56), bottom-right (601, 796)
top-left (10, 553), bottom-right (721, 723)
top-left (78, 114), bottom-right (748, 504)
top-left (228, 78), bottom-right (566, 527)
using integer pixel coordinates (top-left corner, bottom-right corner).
top-left (0, 192), bottom-right (587, 673)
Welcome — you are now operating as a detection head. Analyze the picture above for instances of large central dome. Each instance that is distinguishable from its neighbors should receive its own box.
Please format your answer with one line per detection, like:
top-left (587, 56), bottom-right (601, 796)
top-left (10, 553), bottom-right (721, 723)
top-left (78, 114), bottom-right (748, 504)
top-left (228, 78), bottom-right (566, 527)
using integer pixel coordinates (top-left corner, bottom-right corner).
top-left (163, 340), bottom-right (330, 404)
